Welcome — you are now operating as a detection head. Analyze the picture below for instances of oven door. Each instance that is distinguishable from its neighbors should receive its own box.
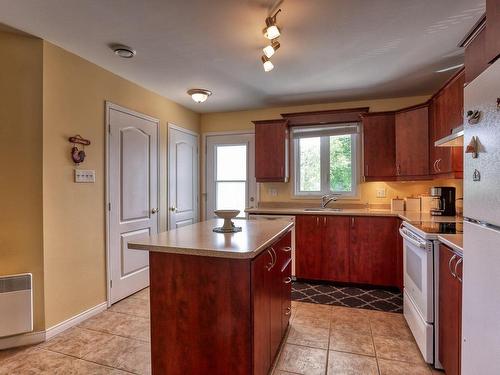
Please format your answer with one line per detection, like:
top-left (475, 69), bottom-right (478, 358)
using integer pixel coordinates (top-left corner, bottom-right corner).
top-left (400, 225), bottom-right (434, 322)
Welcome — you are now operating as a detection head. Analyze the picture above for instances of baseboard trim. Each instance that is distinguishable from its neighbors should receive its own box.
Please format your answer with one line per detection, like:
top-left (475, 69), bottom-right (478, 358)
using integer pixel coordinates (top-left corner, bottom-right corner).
top-left (45, 302), bottom-right (107, 340)
top-left (0, 301), bottom-right (107, 349)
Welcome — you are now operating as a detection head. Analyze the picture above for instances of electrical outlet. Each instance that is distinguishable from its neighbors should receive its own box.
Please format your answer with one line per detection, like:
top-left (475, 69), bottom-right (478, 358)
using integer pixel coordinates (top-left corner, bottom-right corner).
top-left (74, 169), bottom-right (96, 183)
top-left (376, 188), bottom-right (386, 198)
top-left (268, 188), bottom-right (278, 197)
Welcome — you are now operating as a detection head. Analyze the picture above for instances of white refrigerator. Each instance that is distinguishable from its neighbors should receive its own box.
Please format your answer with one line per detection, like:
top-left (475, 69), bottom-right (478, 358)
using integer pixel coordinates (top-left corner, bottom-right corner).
top-left (462, 59), bottom-right (500, 374)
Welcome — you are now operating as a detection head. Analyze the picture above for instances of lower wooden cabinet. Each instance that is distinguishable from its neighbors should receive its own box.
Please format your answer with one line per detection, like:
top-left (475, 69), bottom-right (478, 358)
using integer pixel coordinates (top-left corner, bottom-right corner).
top-left (252, 232), bottom-right (292, 375)
top-left (295, 215), bottom-right (399, 288)
top-left (350, 216), bottom-right (398, 286)
top-left (439, 244), bottom-right (463, 375)
top-left (295, 215), bottom-right (350, 282)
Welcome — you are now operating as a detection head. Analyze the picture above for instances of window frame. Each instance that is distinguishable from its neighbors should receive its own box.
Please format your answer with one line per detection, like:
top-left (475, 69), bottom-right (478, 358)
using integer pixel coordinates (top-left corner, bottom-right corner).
top-left (292, 131), bottom-right (359, 198)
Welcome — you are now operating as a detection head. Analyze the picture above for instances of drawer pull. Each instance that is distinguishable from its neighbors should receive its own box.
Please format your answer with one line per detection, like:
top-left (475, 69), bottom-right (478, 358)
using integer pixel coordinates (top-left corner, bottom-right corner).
top-left (282, 246), bottom-right (292, 252)
top-left (284, 277), bottom-right (292, 284)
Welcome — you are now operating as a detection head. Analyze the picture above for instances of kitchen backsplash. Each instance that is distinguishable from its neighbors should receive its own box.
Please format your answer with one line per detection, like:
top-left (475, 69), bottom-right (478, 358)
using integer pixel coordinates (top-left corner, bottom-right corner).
top-left (258, 179), bottom-right (463, 207)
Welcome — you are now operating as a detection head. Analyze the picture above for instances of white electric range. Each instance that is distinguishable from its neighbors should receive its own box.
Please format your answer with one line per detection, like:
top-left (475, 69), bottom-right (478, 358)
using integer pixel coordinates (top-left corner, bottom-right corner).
top-left (399, 220), bottom-right (462, 369)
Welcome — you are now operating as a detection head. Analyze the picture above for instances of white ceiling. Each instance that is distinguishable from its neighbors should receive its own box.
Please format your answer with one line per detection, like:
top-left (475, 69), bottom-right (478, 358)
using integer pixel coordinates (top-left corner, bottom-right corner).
top-left (0, 0), bottom-right (485, 113)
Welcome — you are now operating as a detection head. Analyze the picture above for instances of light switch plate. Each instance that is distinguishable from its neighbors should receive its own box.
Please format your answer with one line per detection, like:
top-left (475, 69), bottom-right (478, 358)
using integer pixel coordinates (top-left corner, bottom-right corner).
top-left (376, 188), bottom-right (386, 198)
top-left (74, 169), bottom-right (96, 183)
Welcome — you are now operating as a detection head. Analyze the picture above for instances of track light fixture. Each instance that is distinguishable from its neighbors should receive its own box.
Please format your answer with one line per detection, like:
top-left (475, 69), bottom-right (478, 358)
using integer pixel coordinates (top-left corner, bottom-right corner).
top-left (263, 40), bottom-right (280, 58)
top-left (261, 56), bottom-right (274, 72)
top-left (263, 9), bottom-right (281, 39)
top-left (260, 8), bottom-right (282, 72)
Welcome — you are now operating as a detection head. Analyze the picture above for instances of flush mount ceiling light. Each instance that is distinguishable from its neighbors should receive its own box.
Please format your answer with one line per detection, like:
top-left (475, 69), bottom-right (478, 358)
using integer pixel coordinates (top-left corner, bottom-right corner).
top-left (112, 44), bottom-right (136, 58)
top-left (436, 63), bottom-right (464, 73)
top-left (263, 40), bottom-right (280, 58)
top-left (261, 56), bottom-right (274, 72)
top-left (187, 88), bottom-right (212, 103)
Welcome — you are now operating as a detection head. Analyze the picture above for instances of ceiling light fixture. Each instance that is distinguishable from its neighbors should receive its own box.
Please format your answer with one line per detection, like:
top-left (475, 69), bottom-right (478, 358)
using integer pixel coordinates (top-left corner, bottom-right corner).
top-left (187, 88), bottom-right (212, 103)
top-left (436, 63), bottom-right (464, 73)
top-left (263, 9), bottom-right (281, 40)
top-left (263, 40), bottom-right (280, 58)
top-left (261, 56), bottom-right (274, 72)
top-left (112, 44), bottom-right (136, 58)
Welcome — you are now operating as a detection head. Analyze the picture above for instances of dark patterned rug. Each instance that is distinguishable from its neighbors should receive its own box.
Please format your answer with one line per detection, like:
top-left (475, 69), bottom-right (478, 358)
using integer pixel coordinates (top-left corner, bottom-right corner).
top-left (292, 281), bottom-right (403, 313)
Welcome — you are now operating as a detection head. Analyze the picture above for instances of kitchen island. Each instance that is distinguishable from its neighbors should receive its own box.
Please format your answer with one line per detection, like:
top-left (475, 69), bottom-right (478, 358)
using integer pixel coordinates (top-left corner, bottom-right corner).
top-left (128, 218), bottom-right (293, 375)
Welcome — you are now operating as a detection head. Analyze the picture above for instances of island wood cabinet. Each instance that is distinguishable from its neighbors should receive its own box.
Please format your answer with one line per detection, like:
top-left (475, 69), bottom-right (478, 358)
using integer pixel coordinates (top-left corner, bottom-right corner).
top-left (439, 244), bottom-right (463, 375)
top-left (361, 112), bottom-right (397, 180)
top-left (295, 215), bottom-right (399, 288)
top-left (253, 119), bottom-right (289, 182)
top-left (252, 231), bottom-right (292, 375)
top-left (395, 105), bottom-right (430, 178)
top-left (148, 229), bottom-right (291, 375)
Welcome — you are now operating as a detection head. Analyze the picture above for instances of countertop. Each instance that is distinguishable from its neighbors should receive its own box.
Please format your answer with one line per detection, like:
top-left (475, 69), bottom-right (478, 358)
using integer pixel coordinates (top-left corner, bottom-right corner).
top-left (246, 207), bottom-right (461, 224)
top-left (128, 218), bottom-right (293, 259)
top-left (438, 234), bottom-right (464, 255)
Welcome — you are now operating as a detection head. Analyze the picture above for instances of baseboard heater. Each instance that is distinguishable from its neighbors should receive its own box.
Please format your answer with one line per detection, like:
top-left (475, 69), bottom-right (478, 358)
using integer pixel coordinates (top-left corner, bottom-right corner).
top-left (0, 273), bottom-right (33, 337)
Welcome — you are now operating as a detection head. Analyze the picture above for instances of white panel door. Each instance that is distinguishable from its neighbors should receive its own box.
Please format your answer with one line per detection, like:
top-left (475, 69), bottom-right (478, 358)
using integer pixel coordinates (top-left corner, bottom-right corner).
top-left (107, 104), bottom-right (158, 305)
top-left (168, 125), bottom-right (199, 229)
top-left (206, 133), bottom-right (256, 219)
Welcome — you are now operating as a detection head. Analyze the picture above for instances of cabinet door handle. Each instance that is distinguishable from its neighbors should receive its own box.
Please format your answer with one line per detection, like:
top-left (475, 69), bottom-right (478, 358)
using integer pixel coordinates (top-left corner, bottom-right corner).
top-left (351, 217), bottom-right (355, 228)
top-left (433, 159), bottom-right (438, 173)
top-left (396, 164), bottom-right (401, 176)
top-left (282, 246), bottom-right (292, 252)
top-left (323, 216), bottom-right (327, 226)
top-left (266, 249), bottom-right (274, 270)
top-left (454, 257), bottom-right (463, 283)
top-left (448, 254), bottom-right (457, 278)
top-left (285, 307), bottom-right (291, 316)
top-left (284, 277), bottom-right (292, 284)
top-left (316, 217), bottom-right (319, 226)
top-left (437, 159), bottom-right (442, 172)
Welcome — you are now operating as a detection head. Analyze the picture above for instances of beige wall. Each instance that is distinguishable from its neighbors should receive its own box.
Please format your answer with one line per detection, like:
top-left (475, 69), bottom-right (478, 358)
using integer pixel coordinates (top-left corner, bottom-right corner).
top-left (199, 95), bottom-right (465, 213)
top-left (42, 42), bottom-right (200, 327)
top-left (0, 31), bottom-right (45, 331)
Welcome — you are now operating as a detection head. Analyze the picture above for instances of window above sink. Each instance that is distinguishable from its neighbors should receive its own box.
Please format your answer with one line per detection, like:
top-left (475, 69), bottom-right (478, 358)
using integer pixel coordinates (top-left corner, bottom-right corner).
top-left (292, 123), bottom-right (360, 198)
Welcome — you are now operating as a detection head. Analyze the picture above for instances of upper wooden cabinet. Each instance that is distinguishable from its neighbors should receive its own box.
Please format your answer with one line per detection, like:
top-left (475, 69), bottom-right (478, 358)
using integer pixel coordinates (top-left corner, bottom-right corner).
top-left (253, 119), bottom-right (289, 182)
top-left (485, 0), bottom-right (500, 64)
top-left (429, 71), bottom-right (464, 178)
top-left (361, 112), bottom-right (397, 180)
top-left (465, 25), bottom-right (489, 85)
top-left (395, 104), bottom-right (430, 178)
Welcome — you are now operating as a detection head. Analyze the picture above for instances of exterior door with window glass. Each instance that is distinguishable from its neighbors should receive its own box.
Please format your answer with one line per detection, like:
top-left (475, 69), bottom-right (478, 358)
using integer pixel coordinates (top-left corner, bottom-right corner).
top-left (292, 123), bottom-right (359, 197)
top-left (206, 133), bottom-right (256, 219)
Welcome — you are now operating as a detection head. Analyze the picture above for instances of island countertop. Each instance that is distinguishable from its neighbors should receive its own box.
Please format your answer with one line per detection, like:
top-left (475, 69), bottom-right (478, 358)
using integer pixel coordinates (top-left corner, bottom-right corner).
top-left (127, 218), bottom-right (293, 259)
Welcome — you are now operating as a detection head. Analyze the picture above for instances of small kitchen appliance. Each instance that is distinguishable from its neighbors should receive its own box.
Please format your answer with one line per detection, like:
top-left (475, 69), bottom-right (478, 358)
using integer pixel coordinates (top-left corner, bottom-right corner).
top-left (429, 187), bottom-right (456, 216)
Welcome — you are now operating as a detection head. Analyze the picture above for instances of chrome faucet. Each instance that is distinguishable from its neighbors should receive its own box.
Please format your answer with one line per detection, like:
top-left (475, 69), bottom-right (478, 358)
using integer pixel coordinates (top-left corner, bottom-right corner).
top-left (321, 193), bottom-right (340, 208)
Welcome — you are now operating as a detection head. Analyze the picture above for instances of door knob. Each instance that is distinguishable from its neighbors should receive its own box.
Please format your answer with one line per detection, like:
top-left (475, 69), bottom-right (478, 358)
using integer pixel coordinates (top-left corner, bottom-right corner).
top-left (151, 208), bottom-right (159, 214)
top-left (169, 206), bottom-right (176, 212)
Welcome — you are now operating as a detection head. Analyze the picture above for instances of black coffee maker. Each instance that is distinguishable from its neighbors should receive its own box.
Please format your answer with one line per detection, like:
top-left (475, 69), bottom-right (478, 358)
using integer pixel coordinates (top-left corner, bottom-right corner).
top-left (430, 187), bottom-right (456, 216)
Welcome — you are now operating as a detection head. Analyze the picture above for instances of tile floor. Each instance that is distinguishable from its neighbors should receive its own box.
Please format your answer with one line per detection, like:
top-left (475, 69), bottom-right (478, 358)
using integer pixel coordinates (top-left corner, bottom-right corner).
top-left (0, 288), bottom-right (444, 375)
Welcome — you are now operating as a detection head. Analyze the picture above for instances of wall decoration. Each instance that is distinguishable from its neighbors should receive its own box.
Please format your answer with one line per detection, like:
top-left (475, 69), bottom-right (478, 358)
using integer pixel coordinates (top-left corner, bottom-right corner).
top-left (68, 135), bottom-right (91, 164)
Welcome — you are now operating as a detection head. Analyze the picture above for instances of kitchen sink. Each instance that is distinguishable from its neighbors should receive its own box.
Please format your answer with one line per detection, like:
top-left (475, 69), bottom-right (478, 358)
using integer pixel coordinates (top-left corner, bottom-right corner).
top-left (304, 208), bottom-right (343, 212)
